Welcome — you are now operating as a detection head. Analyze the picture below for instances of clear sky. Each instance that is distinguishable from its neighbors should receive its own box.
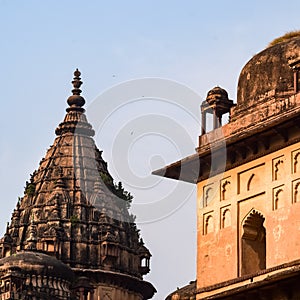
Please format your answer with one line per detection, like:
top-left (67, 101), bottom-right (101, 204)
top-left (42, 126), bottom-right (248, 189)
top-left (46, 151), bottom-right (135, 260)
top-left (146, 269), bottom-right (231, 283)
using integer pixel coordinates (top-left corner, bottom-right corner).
top-left (1, 1), bottom-right (300, 299)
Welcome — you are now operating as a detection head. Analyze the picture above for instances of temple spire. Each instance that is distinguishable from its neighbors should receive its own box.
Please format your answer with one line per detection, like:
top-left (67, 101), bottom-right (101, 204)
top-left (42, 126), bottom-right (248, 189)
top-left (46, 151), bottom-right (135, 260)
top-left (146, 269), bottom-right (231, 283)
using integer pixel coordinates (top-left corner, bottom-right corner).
top-left (67, 68), bottom-right (86, 111)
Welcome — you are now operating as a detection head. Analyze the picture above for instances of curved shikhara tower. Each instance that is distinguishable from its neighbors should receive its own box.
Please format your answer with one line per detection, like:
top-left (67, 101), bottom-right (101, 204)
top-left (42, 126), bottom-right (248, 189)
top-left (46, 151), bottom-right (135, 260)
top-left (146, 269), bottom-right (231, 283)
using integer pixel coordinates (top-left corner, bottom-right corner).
top-left (0, 70), bottom-right (156, 300)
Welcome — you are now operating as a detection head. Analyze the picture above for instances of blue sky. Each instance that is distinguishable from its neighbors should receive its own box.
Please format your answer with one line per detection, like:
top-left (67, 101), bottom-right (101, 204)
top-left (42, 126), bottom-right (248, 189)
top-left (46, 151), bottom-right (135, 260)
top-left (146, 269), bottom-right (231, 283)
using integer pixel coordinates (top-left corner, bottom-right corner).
top-left (1, 1), bottom-right (300, 299)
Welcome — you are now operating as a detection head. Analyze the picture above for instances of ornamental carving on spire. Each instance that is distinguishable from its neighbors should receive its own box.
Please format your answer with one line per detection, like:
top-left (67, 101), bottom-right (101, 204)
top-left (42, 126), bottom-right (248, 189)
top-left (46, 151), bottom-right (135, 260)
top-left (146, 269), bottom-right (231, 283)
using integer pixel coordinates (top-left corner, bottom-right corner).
top-left (0, 70), bottom-right (156, 300)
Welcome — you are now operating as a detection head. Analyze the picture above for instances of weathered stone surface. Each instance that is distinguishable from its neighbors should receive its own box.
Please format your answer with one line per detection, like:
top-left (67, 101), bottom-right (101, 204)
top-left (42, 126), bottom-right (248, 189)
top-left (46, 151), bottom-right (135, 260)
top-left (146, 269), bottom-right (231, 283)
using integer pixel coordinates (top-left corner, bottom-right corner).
top-left (236, 36), bottom-right (300, 110)
top-left (156, 35), bottom-right (300, 300)
top-left (0, 70), bottom-right (156, 300)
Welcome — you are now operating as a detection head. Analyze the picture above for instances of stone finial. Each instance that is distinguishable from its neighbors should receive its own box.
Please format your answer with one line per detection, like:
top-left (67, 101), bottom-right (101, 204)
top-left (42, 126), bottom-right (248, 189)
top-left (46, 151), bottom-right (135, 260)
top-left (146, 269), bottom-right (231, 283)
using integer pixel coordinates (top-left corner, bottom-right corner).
top-left (67, 69), bottom-right (85, 109)
top-left (72, 68), bottom-right (83, 95)
top-left (56, 68), bottom-right (95, 136)
top-left (26, 217), bottom-right (37, 251)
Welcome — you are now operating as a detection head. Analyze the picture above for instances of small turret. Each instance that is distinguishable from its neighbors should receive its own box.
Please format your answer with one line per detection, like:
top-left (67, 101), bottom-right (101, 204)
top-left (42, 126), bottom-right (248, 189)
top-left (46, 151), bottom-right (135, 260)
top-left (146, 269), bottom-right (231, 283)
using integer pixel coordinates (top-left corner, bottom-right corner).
top-left (201, 86), bottom-right (234, 134)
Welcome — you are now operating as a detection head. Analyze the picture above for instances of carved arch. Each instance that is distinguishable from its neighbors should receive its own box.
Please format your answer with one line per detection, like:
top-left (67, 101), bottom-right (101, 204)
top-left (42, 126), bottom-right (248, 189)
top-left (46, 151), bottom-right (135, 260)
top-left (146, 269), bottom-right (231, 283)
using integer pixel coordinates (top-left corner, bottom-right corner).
top-left (294, 152), bottom-right (300, 173)
top-left (274, 188), bottom-right (283, 210)
top-left (221, 180), bottom-right (230, 200)
top-left (241, 209), bottom-right (266, 276)
top-left (247, 174), bottom-right (255, 191)
top-left (294, 181), bottom-right (300, 203)
top-left (204, 214), bottom-right (214, 235)
top-left (204, 187), bottom-right (212, 207)
top-left (274, 159), bottom-right (284, 180)
top-left (222, 209), bottom-right (231, 228)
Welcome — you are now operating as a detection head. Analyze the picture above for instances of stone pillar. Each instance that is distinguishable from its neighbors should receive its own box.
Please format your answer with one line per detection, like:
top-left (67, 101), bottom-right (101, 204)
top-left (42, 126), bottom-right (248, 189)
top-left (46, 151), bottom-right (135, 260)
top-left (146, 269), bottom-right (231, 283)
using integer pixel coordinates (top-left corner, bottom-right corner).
top-left (201, 110), bottom-right (206, 135)
top-left (213, 111), bottom-right (219, 130)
